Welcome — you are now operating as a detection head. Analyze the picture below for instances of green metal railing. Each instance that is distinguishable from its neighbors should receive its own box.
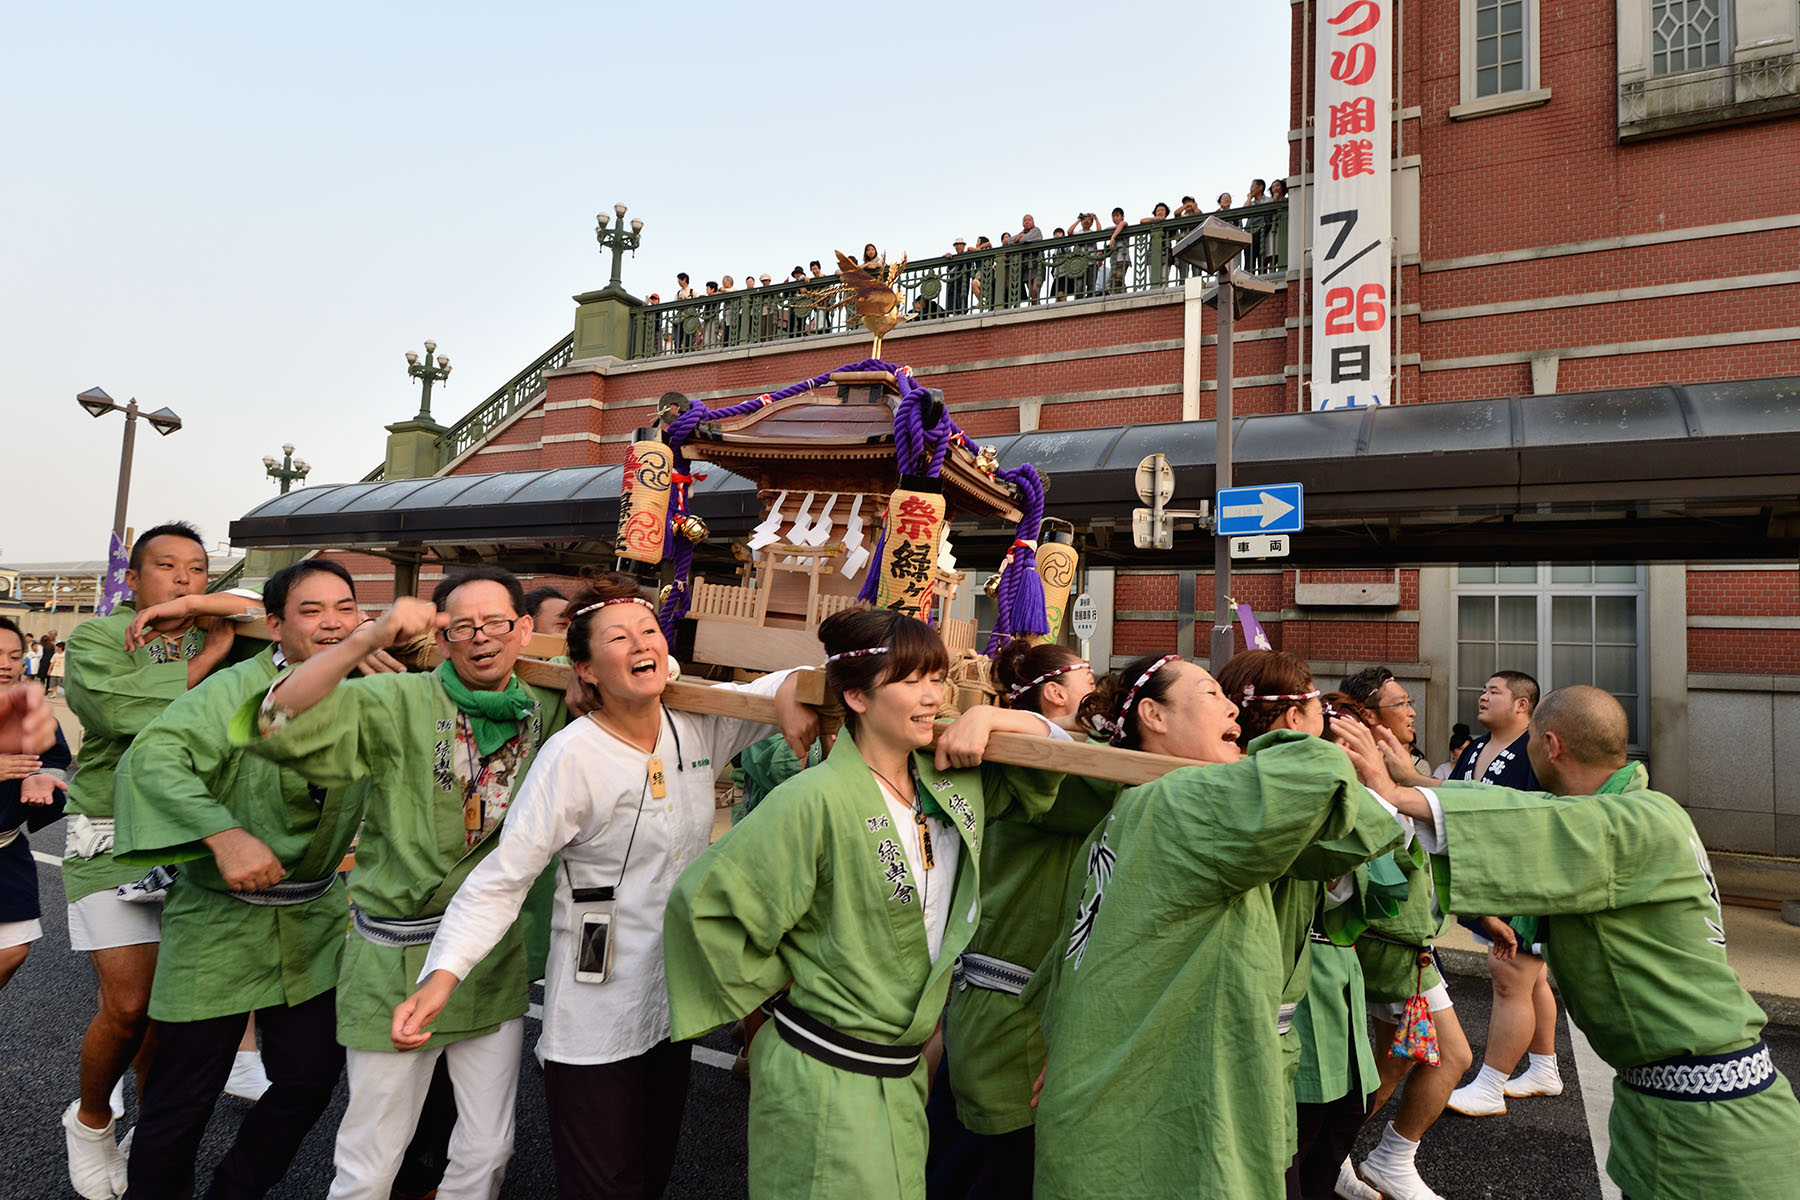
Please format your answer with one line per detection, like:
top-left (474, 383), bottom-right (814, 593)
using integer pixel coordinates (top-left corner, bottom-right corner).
top-left (439, 335), bottom-right (576, 462)
top-left (346, 201), bottom-right (1285, 477)
top-left (207, 558), bottom-right (247, 593)
top-left (627, 201), bottom-right (1287, 361)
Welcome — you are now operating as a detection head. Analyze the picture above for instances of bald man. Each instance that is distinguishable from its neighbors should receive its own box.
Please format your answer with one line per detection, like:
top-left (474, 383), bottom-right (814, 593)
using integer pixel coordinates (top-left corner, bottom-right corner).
top-left (1375, 685), bottom-right (1800, 1200)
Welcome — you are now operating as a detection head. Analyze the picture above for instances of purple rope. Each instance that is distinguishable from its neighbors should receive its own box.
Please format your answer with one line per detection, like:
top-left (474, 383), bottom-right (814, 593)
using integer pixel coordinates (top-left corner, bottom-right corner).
top-left (642, 355), bottom-right (1043, 641)
top-left (655, 358), bottom-right (936, 634)
top-left (984, 464), bottom-right (1050, 654)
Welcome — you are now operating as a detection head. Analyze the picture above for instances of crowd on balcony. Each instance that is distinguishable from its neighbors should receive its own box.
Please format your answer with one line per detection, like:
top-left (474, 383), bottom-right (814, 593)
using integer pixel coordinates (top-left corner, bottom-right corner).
top-left (642, 176), bottom-right (1287, 353)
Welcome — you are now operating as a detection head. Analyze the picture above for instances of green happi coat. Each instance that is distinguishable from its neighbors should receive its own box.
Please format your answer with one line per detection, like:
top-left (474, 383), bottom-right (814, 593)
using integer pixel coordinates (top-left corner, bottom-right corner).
top-left (1029, 732), bottom-right (1399, 1200)
top-left (114, 646), bottom-right (369, 1022)
top-left (1356, 839), bottom-right (1444, 1004)
top-left (1428, 765), bottom-right (1800, 1200)
top-left (63, 610), bottom-right (210, 902)
top-left (231, 669), bottom-right (567, 1051)
top-left (945, 764), bottom-right (1120, 1136)
top-left (1269, 766), bottom-right (1407, 1148)
top-left (1292, 941), bottom-right (1378, 1106)
top-left (664, 733), bottom-right (1061, 1200)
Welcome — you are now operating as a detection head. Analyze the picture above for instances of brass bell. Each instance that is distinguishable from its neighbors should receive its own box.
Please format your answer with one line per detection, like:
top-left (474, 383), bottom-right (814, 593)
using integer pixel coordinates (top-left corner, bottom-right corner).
top-left (983, 572), bottom-right (1003, 600)
top-left (974, 445), bottom-right (1000, 475)
top-left (658, 583), bottom-right (675, 607)
top-left (676, 513), bottom-right (709, 543)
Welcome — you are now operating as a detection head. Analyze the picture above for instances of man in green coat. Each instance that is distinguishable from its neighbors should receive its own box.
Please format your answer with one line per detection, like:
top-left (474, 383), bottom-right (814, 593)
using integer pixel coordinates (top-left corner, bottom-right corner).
top-left (1378, 685), bottom-right (1800, 1200)
top-left (59, 522), bottom-right (261, 1200)
top-left (235, 565), bottom-right (566, 1200)
top-left (113, 559), bottom-right (378, 1199)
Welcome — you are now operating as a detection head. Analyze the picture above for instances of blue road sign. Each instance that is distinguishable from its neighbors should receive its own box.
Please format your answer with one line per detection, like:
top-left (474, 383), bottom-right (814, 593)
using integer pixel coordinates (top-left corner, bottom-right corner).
top-left (1215, 483), bottom-right (1304, 536)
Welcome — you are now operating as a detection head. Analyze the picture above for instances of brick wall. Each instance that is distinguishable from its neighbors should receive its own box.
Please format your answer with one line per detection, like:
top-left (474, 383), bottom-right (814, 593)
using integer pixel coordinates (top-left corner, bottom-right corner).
top-left (1689, 629), bottom-right (1800, 675)
top-left (1687, 571), bottom-right (1800, 617)
top-left (342, 1), bottom-right (1791, 683)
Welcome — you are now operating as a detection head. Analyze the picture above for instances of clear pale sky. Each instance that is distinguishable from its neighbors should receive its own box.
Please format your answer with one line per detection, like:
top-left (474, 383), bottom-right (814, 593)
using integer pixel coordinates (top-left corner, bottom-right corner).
top-left (0, 1), bottom-right (1291, 563)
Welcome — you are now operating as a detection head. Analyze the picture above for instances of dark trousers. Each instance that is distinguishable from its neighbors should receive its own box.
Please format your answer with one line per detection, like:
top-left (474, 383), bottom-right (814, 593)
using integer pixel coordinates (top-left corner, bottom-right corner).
top-left (541, 1040), bottom-right (692, 1200)
top-left (964, 1126), bottom-right (1033, 1200)
top-left (1286, 1089), bottom-right (1372, 1200)
top-left (124, 989), bottom-right (342, 1200)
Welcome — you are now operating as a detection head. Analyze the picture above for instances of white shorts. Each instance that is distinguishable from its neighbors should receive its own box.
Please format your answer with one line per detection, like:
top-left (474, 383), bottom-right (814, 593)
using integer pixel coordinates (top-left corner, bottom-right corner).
top-left (67, 890), bottom-right (161, 952)
top-left (0, 918), bottom-right (43, 950)
top-left (1372, 981), bottom-right (1453, 1024)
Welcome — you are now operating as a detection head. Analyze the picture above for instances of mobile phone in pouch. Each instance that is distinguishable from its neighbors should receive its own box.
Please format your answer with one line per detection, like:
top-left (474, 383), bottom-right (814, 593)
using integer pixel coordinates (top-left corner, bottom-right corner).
top-left (575, 909), bottom-right (614, 983)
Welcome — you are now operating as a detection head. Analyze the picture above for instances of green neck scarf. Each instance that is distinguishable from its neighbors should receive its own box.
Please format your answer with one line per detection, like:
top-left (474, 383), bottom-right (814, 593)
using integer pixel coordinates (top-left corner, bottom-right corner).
top-left (435, 660), bottom-right (536, 756)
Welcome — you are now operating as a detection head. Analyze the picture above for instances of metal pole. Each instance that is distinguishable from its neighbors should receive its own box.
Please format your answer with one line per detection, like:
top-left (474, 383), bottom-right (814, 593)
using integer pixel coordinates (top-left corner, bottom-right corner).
top-left (1210, 280), bottom-right (1235, 672)
top-left (112, 400), bottom-right (139, 542)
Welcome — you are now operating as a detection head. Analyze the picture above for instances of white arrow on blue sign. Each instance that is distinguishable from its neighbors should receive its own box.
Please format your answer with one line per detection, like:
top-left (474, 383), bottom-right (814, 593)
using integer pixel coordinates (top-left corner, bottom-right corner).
top-left (1215, 483), bottom-right (1304, 536)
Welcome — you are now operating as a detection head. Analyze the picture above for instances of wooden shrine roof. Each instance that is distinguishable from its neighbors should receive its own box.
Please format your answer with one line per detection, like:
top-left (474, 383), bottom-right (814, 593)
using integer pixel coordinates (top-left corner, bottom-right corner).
top-left (685, 373), bottom-right (1022, 522)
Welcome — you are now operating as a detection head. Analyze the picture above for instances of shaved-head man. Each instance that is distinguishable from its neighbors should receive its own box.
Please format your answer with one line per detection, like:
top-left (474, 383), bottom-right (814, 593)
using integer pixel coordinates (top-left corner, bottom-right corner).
top-left (1375, 686), bottom-right (1800, 1199)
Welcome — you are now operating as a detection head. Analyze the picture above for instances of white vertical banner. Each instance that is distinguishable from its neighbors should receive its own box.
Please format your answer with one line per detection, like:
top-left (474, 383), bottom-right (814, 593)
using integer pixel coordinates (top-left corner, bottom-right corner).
top-left (1311, 0), bottom-right (1392, 410)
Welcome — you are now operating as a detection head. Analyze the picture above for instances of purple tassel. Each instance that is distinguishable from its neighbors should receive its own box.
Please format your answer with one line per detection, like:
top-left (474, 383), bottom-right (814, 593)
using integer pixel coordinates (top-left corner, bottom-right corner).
top-left (985, 465), bottom-right (1050, 654)
top-left (856, 523), bottom-right (890, 605)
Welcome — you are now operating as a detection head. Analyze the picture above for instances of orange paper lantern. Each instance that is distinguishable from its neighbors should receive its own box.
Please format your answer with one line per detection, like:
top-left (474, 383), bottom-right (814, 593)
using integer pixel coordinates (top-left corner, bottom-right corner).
top-left (618, 435), bottom-right (673, 564)
top-left (1037, 531), bottom-right (1079, 641)
top-left (874, 487), bottom-right (946, 618)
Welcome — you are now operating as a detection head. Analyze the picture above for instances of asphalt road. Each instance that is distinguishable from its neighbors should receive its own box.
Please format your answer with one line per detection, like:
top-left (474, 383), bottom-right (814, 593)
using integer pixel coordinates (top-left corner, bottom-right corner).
top-left (4, 818), bottom-right (1796, 1200)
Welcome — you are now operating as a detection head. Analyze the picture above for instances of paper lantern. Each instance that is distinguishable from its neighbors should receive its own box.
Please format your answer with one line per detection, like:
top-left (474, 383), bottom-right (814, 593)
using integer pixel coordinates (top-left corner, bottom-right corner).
top-left (874, 482), bottom-right (946, 619)
top-left (617, 431), bottom-right (672, 564)
top-left (1037, 526), bottom-right (1079, 641)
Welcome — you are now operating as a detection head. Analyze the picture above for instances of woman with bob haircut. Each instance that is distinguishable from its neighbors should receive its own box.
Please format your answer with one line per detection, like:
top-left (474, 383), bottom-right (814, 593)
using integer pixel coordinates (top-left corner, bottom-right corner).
top-left (1030, 652), bottom-right (1404, 1200)
top-left (663, 607), bottom-right (1067, 1200)
top-left (943, 638), bottom-right (1111, 1198)
top-left (392, 572), bottom-right (817, 1200)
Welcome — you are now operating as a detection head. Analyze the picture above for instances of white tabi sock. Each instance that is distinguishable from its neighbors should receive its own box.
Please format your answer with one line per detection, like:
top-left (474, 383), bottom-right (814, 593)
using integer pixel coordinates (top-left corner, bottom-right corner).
top-left (1506, 1050), bottom-right (1564, 1096)
top-left (1472, 1063), bottom-right (1509, 1099)
top-left (1367, 1121), bottom-right (1420, 1169)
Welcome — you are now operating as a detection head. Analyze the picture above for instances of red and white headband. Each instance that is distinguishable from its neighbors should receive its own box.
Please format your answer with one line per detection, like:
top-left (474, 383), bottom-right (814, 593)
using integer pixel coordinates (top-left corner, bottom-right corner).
top-left (571, 596), bottom-right (657, 619)
top-left (1010, 660), bottom-right (1091, 698)
top-left (1106, 653), bottom-right (1182, 746)
top-left (1240, 686), bottom-right (1319, 704)
top-left (823, 646), bottom-right (891, 666)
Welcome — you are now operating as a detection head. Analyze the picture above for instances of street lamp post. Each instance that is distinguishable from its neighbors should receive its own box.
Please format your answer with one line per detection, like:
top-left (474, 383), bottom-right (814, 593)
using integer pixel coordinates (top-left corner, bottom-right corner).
top-left (75, 387), bottom-right (183, 542)
top-left (1171, 219), bottom-right (1278, 670)
top-left (404, 341), bottom-right (452, 422)
top-left (262, 444), bottom-right (311, 494)
top-left (595, 202), bottom-right (645, 292)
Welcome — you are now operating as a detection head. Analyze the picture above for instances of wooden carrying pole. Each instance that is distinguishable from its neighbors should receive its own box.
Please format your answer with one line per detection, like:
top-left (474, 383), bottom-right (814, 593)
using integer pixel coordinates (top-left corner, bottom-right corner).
top-left (232, 622), bottom-right (1196, 786)
top-left (514, 658), bottom-right (1196, 787)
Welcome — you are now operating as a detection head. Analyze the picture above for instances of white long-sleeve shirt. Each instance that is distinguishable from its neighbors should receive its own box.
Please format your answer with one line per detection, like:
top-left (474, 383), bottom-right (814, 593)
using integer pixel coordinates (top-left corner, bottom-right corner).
top-left (420, 670), bottom-right (793, 1065)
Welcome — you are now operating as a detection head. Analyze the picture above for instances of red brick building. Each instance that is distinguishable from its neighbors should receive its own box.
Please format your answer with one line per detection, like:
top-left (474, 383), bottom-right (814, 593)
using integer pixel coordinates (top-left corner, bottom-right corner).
top-left (240, 0), bottom-right (1800, 854)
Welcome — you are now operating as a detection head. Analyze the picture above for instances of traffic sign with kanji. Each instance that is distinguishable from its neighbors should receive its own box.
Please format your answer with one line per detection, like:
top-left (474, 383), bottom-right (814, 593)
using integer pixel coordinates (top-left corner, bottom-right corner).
top-left (1069, 592), bottom-right (1099, 640)
top-left (1215, 483), bottom-right (1303, 536)
top-left (1229, 534), bottom-right (1292, 559)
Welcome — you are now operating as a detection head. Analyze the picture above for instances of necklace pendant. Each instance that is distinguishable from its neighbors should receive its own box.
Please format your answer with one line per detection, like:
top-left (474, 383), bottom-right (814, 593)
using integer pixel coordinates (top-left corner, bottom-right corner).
top-left (648, 755), bottom-right (667, 800)
top-left (916, 811), bottom-right (935, 870)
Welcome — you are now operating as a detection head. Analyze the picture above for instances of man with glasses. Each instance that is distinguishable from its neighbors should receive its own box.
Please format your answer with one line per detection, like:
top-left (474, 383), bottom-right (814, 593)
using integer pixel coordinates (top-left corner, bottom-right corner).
top-left (1339, 665), bottom-right (1472, 1200)
top-left (1346, 666), bottom-right (1429, 774)
top-left (233, 565), bottom-right (570, 1199)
